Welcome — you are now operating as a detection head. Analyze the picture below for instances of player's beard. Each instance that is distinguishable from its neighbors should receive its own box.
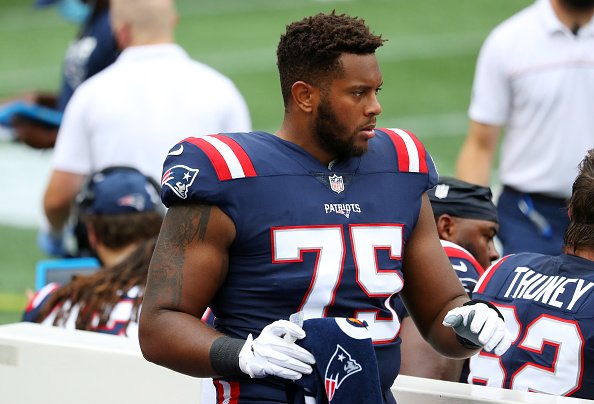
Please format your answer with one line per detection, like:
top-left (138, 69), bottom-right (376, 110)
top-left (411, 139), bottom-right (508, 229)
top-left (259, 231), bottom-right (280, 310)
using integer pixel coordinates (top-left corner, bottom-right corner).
top-left (314, 97), bottom-right (366, 160)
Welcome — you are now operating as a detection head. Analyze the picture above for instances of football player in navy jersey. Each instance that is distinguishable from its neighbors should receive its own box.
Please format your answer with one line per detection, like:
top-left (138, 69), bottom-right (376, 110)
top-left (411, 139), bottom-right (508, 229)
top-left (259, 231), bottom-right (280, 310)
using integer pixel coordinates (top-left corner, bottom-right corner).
top-left (469, 149), bottom-right (594, 399)
top-left (7, 0), bottom-right (117, 149)
top-left (399, 177), bottom-right (500, 382)
top-left (139, 12), bottom-right (510, 403)
top-left (23, 167), bottom-right (164, 336)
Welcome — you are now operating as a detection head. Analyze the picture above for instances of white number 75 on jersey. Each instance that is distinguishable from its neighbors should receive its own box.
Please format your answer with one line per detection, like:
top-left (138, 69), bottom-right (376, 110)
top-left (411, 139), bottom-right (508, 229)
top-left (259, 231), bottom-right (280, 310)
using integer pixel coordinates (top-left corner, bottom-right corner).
top-left (272, 224), bottom-right (404, 344)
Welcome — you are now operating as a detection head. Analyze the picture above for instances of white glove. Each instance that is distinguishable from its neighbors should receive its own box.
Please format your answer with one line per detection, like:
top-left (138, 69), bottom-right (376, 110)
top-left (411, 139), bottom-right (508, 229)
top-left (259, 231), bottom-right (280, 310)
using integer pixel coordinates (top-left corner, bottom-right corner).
top-left (443, 300), bottom-right (512, 356)
top-left (238, 319), bottom-right (316, 380)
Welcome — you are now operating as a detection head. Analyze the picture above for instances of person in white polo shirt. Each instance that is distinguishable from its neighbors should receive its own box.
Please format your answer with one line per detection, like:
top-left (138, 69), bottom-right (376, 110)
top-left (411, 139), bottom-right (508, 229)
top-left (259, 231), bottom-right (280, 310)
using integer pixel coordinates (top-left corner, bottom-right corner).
top-left (456, 0), bottom-right (594, 256)
top-left (40, 0), bottom-right (251, 257)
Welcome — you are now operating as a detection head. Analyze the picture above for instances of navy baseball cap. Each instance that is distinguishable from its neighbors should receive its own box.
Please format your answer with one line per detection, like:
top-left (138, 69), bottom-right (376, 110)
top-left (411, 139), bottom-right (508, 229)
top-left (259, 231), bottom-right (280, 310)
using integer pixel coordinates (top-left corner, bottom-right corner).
top-left (77, 167), bottom-right (162, 215)
top-left (428, 177), bottom-right (498, 223)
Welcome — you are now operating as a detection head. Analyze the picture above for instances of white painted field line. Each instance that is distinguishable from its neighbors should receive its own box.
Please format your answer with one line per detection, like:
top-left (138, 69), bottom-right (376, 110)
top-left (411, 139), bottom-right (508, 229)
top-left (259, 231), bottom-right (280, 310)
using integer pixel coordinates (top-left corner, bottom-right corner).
top-left (0, 30), bottom-right (485, 82)
top-left (378, 112), bottom-right (469, 139)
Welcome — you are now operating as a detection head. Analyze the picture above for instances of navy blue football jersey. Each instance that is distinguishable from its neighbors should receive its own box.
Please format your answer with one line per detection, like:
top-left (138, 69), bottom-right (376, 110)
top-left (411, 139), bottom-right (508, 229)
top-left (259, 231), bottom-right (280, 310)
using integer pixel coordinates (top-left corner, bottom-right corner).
top-left (161, 129), bottom-right (438, 402)
top-left (22, 282), bottom-right (141, 337)
top-left (440, 240), bottom-right (485, 296)
top-left (470, 253), bottom-right (594, 399)
top-left (58, 9), bottom-right (118, 110)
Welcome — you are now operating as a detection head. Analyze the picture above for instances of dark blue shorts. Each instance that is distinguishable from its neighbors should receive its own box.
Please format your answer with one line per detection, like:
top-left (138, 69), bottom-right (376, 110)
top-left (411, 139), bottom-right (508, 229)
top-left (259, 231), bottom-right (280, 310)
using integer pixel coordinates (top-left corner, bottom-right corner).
top-left (497, 186), bottom-right (569, 256)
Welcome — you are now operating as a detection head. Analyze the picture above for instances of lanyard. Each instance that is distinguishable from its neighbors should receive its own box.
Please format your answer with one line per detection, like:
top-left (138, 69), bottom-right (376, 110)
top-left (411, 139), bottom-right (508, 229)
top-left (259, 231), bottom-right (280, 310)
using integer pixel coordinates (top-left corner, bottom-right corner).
top-left (517, 195), bottom-right (553, 238)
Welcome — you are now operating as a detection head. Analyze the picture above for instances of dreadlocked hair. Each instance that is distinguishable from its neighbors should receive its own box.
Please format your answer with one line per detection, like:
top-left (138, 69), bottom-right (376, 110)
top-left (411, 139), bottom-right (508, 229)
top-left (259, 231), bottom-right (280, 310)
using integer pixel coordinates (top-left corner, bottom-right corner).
top-left (36, 237), bottom-right (157, 333)
top-left (564, 149), bottom-right (594, 253)
top-left (277, 10), bottom-right (385, 106)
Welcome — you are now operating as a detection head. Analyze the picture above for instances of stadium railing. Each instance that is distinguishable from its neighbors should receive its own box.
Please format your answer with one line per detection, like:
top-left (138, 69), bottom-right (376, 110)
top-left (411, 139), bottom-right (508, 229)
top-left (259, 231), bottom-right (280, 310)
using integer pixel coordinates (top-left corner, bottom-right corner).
top-left (0, 322), bottom-right (589, 404)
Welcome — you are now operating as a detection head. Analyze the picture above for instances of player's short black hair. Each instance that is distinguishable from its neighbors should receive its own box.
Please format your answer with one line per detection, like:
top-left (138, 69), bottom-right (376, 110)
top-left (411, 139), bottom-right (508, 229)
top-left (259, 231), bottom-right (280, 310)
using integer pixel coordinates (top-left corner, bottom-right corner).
top-left (276, 11), bottom-right (385, 107)
top-left (564, 149), bottom-right (594, 252)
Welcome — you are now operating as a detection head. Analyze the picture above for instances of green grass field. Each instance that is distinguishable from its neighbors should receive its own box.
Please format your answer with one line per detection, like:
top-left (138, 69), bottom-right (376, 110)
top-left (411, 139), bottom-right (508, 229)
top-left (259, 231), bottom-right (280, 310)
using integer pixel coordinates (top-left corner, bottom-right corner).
top-left (0, 0), bottom-right (531, 324)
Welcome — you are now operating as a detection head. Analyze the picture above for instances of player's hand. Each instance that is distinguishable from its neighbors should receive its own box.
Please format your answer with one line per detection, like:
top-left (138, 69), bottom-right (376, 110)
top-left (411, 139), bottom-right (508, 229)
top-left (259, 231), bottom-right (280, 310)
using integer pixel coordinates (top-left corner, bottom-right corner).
top-left (11, 115), bottom-right (57, 149)
top-left (238, 319), bottom-right (316, 380)
top-left (443, 300), bottom-right (511, 356)
top-left (37, 228), bottom-right (68, 257)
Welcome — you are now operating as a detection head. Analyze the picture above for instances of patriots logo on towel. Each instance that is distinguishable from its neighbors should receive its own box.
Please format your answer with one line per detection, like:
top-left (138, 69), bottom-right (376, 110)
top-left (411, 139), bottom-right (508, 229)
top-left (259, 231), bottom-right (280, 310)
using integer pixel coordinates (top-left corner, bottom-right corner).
top-left (161, 165), bottom-right (199, 199)
top-left (324, 344), bottom-right (362, 401)
top-left (346, 318), bottom-right (367, 328)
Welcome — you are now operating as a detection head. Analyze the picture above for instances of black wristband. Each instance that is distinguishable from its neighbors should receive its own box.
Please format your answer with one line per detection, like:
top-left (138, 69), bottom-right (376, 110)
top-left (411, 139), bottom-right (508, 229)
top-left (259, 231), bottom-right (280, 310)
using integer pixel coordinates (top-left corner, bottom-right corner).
top-left (463, 299), bottom-right (504, 321)
top-left (456, 299), bottom-right (504, 349)
top-left (456, 334), bottom-right (481, 349)
top-left (209, 336), bottom-right (245, 377)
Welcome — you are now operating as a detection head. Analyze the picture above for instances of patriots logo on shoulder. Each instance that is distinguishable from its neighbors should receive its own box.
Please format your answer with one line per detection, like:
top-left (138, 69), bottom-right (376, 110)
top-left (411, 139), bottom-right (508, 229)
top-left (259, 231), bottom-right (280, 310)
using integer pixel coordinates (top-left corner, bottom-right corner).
top-left (324, 344), bottom-right (362, 401)
top-left (161, 165), bottom-right (199, 199)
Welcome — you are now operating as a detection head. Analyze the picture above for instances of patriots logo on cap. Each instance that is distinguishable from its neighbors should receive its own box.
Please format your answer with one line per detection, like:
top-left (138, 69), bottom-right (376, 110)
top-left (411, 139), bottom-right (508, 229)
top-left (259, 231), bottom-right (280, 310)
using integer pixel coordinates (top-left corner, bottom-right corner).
top-left (161, 165), bottom-right (199, 199)
top-left (117, 193), bottom-right (146, 212)
top-left (324, 344), bottom-right (362, 401)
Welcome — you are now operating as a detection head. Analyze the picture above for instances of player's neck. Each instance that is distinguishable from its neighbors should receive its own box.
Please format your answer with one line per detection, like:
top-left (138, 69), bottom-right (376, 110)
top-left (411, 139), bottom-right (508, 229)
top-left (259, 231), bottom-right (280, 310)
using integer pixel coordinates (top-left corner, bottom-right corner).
top-left (564, 246), bottom-right (594, 261)
top-left (276, 121), bottom-right (335, 167)
top-left (97, 242), bottom-right (140, 268)
top-left (551, 0), bottom-right (594, 31)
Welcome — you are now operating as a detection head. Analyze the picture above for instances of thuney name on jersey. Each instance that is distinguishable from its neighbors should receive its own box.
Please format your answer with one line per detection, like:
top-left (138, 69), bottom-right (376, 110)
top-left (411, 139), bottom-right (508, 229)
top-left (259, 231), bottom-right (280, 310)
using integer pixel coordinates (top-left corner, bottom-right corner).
top-left (503, 266), bottom-right (594, 311)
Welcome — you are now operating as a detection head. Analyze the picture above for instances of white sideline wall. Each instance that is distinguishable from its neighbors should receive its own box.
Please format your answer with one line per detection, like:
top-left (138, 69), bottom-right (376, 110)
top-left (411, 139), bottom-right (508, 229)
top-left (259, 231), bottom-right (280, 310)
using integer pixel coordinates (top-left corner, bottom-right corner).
top-left (0, 322), bottom-right (591, 404)
top-left (0, 323), bottom-right (202, 404)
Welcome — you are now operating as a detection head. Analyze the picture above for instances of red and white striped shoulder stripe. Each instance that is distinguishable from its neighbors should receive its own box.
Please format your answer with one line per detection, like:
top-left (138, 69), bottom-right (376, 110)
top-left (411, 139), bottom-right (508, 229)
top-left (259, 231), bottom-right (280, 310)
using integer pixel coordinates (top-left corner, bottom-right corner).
top-left (24, 282), bottom-right (60, 312)
top-left (182, 134), bottom-right (256, 181)
top-left (440, 239), bottom-right (485, 275)
top-left (381, 128), bottom-right (429, 174)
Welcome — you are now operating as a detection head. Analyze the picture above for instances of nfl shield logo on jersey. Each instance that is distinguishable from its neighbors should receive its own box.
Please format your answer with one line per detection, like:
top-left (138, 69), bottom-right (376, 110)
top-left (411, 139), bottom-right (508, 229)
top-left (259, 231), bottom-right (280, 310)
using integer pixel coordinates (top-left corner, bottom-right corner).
top-left (324, 344), bottom-right (362, 401)
top-left (161, 165), bottom-right (200, 199)
top-left (329, 174), bottom-right (345, 194)
top-left (434, 184), bottom-right (450, 199)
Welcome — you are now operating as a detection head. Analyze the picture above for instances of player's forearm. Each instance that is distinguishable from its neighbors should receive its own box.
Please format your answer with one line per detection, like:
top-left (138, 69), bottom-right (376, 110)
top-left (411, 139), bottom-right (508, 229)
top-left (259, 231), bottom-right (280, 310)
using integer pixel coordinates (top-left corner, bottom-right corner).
top-left (12, 118), bottom-right (58, 149)
top-left (456, 142), bottom-right (493, 186)
top-left (427, 295), bottom-right (481, 359)
top-left (456, 121), bottom-right (500, 186)
top-left (139, 308), bottom-right (226, 378)
top-left (43, 194), bottom-right (72, 231)
top-left (43, 171), bottom-right (85, 231)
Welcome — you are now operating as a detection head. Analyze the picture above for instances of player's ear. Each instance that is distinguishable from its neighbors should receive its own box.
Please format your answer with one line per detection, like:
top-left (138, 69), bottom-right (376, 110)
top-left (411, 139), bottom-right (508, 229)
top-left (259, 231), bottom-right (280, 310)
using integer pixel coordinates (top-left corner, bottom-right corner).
top-left (291, 81), bottom-right (319, 113)
top-left (85, 222), bottom-right (99, 249)
top-left (112, 22), bottom-right (132, 50)
top-left (436, 214), bottom-right (456, 241)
